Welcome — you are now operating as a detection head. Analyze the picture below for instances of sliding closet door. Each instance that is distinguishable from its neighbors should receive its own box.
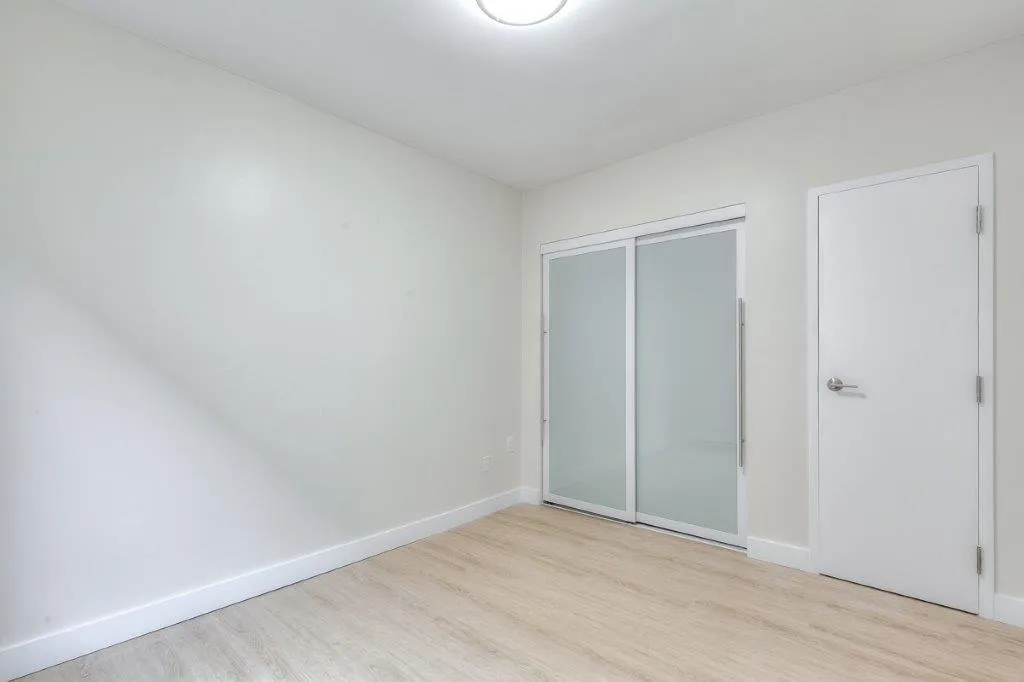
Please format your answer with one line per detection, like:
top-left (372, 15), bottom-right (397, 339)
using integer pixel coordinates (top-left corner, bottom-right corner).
top-left (635, 229), bottom-right (744, 545)
top-left (544, 242), bottom-right (633, 521)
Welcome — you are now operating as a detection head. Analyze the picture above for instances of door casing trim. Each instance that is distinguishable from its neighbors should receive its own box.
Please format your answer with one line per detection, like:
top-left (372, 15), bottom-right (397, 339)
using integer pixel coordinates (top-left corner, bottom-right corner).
top-left (806, 154), bottom-right (995, 618)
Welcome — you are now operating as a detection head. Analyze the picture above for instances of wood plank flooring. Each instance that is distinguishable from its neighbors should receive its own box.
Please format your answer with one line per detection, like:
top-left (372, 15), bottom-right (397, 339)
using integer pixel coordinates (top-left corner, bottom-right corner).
top-left (22, 504), bottom-right (1024, 680)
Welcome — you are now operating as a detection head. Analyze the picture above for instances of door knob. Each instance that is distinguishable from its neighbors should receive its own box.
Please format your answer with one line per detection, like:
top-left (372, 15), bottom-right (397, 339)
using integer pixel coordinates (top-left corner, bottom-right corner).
top-left (826, 377), bottom-right (859, 392)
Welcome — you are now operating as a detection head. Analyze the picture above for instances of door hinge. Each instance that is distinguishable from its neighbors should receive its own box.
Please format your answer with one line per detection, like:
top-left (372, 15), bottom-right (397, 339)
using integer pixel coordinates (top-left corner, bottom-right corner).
top-left (977, 546), bottom-right (983, 575)
top-left (976, 205), bottom-right (983, 235)
top-left (976, 375), bottom-right (984, 405)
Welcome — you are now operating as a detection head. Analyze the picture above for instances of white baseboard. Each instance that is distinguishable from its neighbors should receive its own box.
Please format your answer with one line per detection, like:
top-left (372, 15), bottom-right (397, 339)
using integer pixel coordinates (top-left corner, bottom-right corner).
top-left (519, 487), bottom-right (541, 505)
top-left (994, 593), bottom-right (1024, 628)
top-left (747, 536), bottom-right (813, 573)
top-left (0, 487), bottom-right (528, 682)
top-left (745, 541), bottom-right (1024, 631)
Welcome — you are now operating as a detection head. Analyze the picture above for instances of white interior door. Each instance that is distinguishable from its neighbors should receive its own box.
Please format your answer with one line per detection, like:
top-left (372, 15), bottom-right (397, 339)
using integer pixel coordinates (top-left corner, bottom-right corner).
top-left (816, 166), bottom-right (980, 613)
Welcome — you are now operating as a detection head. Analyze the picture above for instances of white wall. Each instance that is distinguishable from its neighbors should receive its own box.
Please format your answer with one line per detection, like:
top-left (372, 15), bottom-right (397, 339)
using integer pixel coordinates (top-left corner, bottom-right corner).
top-left (521, 37), bottom-right (1024, 597)
top-left (0, 0), bottom-right (521, 650)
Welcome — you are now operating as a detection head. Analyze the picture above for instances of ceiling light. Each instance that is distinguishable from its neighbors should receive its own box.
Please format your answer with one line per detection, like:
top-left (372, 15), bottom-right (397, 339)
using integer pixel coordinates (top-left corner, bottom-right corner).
top-left (476, 0), bottom-right (568, 26)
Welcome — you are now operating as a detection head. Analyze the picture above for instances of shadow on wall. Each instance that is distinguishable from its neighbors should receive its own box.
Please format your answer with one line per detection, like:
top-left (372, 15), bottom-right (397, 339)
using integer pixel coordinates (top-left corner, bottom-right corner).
top-left (0, 0), bottom-right (520, 652)
top-left (0, 263), bottom-right (343, 648)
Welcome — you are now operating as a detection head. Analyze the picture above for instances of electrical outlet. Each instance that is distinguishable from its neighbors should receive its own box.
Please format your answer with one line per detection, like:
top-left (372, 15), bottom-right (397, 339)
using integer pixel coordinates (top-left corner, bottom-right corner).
top-left (505, 436), bottom-right (515, 453)
top-left (482, 455), bottom-right (492, 472)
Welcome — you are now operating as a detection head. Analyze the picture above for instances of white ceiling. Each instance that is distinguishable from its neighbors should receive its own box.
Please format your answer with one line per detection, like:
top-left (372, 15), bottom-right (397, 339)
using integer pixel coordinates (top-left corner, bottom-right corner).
top-left (59, 0), bottom-right (1024, 188)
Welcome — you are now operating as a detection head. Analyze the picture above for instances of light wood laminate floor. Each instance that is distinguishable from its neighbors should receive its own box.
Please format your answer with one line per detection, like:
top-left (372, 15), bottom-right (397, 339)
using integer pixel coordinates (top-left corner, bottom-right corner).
top-left (22, 504), bottom-right (1024, 680)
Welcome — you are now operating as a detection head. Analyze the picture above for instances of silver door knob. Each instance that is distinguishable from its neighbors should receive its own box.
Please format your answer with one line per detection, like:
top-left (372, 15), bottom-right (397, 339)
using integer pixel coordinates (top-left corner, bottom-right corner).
top-left (826, 377), bottom-right (859, 392)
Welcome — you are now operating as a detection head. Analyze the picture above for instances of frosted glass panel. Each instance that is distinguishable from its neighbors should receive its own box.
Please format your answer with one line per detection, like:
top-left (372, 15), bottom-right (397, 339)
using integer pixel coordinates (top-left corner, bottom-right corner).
top-left (547, 247), bottom-right (627, 511)
top-left (637, 231), bottom-right (737, 534)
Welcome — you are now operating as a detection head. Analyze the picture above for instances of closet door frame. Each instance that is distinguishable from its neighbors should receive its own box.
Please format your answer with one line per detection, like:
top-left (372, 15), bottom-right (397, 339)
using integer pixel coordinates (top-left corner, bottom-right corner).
top-left (542, 238), bottom-right (636, 522)
top-left (541, 204), bottom-right (747, 544)
top-left (633, 222), bottom-right (747, 548)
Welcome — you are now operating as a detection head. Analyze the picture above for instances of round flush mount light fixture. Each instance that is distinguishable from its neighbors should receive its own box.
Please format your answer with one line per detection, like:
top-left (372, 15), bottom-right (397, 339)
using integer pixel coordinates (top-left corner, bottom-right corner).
top-left (476, 0), bottom-right (568, 26)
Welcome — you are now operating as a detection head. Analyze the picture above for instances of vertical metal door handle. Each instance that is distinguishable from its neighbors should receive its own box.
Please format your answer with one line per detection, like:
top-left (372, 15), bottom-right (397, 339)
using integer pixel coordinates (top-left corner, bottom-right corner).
top-left (737, 298), bottom-right (746, 470)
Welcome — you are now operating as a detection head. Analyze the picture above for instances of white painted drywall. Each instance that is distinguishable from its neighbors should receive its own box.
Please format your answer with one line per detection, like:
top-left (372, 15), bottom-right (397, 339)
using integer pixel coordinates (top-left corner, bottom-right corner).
top-left (521, 37), bottom-right (1024, 597)
top-left (0, 0), bottom-right (521, 649)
